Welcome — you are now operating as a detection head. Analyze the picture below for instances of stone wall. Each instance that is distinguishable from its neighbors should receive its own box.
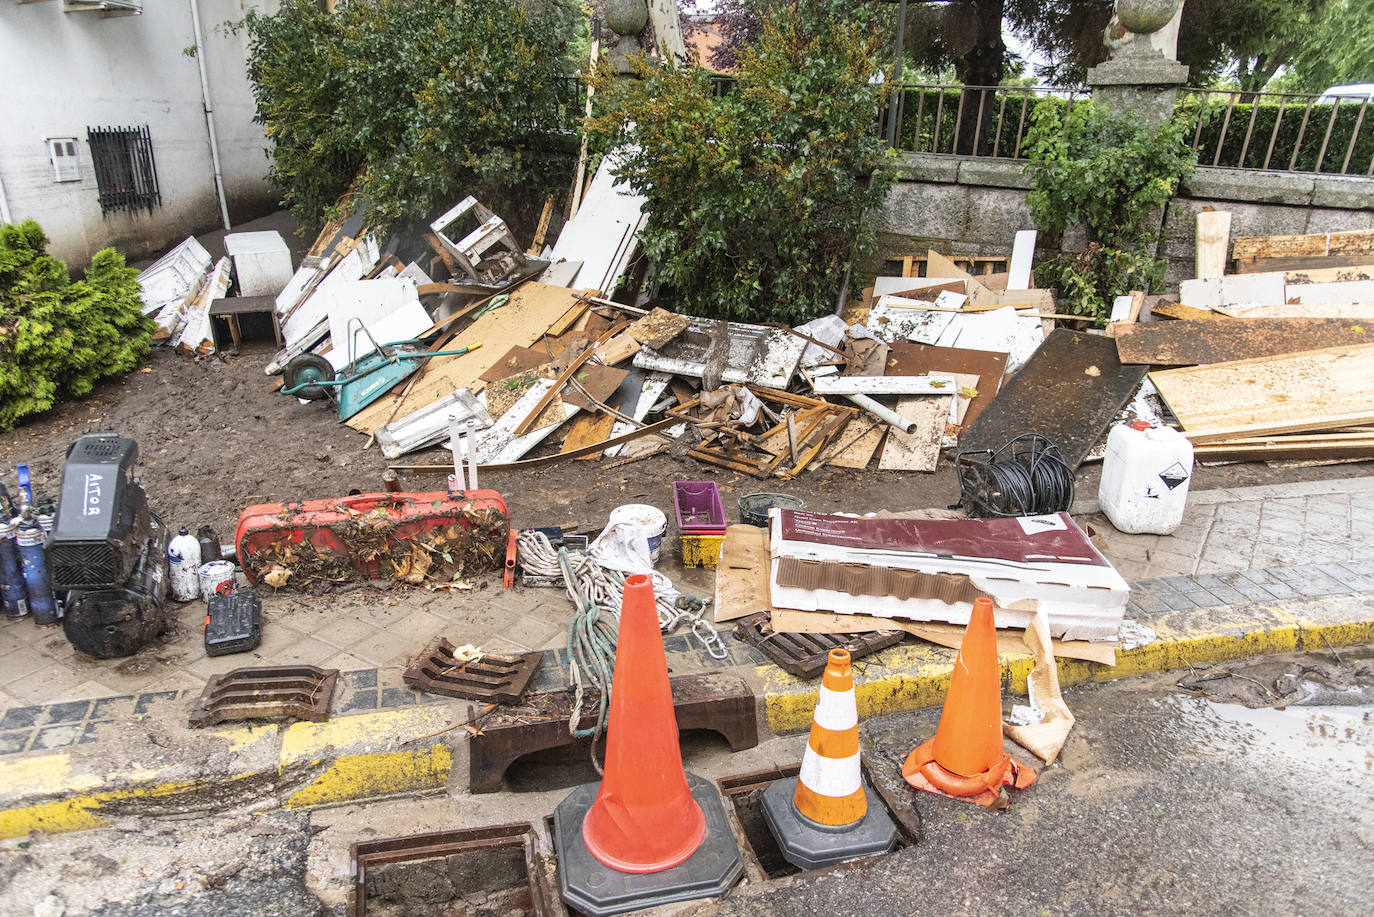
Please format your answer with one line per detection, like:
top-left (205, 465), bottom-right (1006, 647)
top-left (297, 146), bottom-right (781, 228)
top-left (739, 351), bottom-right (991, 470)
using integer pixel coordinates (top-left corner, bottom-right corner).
top-left (874, 152), bottom-right (1374, 285)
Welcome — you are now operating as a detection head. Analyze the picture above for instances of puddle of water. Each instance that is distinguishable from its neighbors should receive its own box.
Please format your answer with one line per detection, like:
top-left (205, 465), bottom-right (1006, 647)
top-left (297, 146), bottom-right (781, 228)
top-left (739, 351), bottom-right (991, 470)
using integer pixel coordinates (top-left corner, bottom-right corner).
top-left (1180, 697), bottom-right (1374, 774)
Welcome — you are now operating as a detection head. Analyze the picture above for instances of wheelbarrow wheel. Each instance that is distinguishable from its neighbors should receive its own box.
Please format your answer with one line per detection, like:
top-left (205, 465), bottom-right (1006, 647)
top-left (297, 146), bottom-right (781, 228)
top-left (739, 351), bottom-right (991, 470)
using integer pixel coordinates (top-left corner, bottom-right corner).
top-left (283, 353), bottom-right (336, 401)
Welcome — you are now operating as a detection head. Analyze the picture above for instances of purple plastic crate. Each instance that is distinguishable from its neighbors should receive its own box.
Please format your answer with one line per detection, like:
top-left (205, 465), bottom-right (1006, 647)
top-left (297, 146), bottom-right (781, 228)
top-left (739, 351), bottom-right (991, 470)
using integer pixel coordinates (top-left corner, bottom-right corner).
top-left (672, 481), bottom-right (727, 533)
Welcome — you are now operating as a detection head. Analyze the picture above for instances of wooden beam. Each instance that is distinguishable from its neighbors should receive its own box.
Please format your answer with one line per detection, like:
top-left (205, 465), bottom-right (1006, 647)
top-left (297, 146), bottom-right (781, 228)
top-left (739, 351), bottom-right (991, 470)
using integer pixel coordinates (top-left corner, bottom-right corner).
top-left (1195, 210), bottom-right (1232, 279)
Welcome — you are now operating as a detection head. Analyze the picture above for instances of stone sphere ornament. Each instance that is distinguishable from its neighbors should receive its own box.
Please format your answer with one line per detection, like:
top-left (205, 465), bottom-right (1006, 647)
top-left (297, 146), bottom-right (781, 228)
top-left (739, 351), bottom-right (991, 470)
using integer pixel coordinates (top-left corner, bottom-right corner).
top-left (1115, 0), bottom-right (1182, 34)
top-left (605, 0), bottom-right (649, 36)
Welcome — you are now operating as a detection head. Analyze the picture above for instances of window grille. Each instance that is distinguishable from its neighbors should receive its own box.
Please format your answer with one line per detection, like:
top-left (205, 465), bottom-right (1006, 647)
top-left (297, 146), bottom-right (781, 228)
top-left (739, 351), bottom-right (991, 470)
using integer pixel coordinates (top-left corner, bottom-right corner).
top-left (86, 125), bottom-right (161, 215)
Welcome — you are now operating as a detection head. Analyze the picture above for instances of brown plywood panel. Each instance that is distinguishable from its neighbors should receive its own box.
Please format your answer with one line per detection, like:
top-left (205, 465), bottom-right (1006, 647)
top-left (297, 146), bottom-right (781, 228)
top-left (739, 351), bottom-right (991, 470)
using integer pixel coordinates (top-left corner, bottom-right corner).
top-left (1150, 343), bottom-right (1374, 442)
top-left (960, 328), bottom-right (1148, 469)
top-left (884, 342), bottom-right (1007, 426)
top-left (1113, 318), bottom-right (1373, 366)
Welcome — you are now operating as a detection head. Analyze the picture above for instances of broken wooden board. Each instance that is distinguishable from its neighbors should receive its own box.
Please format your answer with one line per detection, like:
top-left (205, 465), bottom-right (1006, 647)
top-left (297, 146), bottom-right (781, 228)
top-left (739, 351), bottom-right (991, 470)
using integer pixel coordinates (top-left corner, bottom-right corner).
top-left (346, 282), bottom-right (581, 434)
top-left (1215, 303), bottom-right (1374, 319)
top-left (960, 328), bottom-right (1149, 469)
top-left (877, 397), bottom-right (951, 472)
top-left (1150, 343), bottom-right (1374, 443)
top-left (1285, 280), bottom-right (1374, 305)
top-left (1236, 253), bottom-right (1374, 274)
top-left (628, 307), bottom-right (690, 349)
top-left (1280, 264), bottom-right (1374, 284)
top-left (1232, 229), bottom-right (1374, 262)
top-left (560, 412), bottom-right (616, 459)
top-left (1150, 302), bottom-right (1222, 321)
top-left (883, 342), bottom-right (1007, 426)
top-left (1193, 431), bottom-right (1374, 464)
top-left (1195, 210), bottom-right (1232, 279)
top-left (817, 417), bottom-right (885, 470)
top-left (1113, 318), bottom-right (1372, 366)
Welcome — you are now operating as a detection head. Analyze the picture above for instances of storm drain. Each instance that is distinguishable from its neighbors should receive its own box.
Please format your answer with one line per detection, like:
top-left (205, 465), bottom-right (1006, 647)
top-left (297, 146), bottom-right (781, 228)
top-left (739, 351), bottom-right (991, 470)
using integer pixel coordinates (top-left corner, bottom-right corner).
top-left (402, 636), bottom-right (543, 704)
top-left (349, 823), bottom-right (548, 917)
top-left (734, 615), bottom-right (905, 678)
top-left (717, 762), bottom-right (915, 880)
top-left (188, 664), bottom-right (338, 728)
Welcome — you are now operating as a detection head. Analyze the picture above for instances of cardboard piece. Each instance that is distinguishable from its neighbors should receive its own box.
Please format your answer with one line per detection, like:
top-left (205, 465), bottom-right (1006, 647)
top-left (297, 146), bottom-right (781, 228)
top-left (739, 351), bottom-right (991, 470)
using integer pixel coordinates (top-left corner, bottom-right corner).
top-left (1003, 608), bottom-right (1077, 764)
top-left (713, 525), bottom-right (778, 623)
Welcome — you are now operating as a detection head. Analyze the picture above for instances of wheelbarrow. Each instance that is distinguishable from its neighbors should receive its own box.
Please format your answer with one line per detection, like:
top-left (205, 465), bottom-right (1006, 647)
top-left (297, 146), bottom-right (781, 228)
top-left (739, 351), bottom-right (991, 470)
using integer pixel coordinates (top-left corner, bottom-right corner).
top-left (281, 319), bottom-right (481, 421)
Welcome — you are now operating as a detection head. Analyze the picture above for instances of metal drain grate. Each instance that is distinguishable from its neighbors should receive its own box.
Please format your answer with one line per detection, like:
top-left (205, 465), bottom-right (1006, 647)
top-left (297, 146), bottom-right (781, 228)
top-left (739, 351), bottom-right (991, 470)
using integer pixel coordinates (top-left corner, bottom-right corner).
top-left (402, 636), bottom-right (543, 704)
top-left (733, 614), bottom-right (905, 679)
top-left (188, 665), bottom-right (339, 728)
top-left (348, 823), bottom-right (549, 917)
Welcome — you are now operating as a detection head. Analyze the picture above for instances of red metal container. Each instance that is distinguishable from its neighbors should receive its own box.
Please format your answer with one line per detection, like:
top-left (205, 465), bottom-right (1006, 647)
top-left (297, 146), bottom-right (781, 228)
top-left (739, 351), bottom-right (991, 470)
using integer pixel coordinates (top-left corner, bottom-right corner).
top-left (235, 490), bottom-right (510, 587)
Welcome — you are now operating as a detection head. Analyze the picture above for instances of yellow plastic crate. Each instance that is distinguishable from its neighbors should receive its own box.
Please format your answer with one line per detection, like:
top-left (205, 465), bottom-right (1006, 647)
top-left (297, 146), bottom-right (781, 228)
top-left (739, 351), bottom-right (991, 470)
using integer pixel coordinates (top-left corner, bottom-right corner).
top-left (680, 533), bottom-right (726, 567)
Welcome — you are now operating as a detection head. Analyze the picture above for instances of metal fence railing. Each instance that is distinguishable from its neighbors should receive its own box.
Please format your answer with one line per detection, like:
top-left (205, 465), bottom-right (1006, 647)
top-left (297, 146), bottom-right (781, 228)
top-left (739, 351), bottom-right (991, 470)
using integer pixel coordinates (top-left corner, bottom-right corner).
top-left (1179, 88), bottom-right (1374, 176)
top-left (888, 85), bottom-right (1090, 159)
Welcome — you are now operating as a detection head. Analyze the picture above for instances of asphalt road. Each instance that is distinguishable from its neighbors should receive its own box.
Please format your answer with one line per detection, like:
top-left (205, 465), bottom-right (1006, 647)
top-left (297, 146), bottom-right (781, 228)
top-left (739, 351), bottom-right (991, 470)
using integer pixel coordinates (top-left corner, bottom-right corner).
top-left (2, 658), bottom-right (1370, 916)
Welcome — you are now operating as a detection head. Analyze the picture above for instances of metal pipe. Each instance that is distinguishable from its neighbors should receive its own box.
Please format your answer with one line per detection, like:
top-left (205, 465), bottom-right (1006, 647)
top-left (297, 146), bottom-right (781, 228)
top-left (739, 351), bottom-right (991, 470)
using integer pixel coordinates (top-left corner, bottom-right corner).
top-left (0, 168), bottom-right (11, 224)
top-left (464, 418), bottom-right (479, 491)
top-left (188, 0), bottom-right (231, 230)
top-left (845, 393), bottom-right (917, 435)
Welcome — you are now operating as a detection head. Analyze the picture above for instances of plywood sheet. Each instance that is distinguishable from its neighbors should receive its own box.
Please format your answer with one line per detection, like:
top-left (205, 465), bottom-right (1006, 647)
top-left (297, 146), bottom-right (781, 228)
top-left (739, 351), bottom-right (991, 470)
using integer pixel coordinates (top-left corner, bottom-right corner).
top-left (877, 397), bottom-right (951, 472)
top-left (1232, 229), bottom-right (1374, 261)
top-left (346, 282), bottom-right (580, 433)
top-left (560, 412), bottom-right (616, 458)
top-left (884, 342), bottom-right (1007, 426)
top-left (1219, 303), bottom-right (1374, 319)
top-left (1195, 210), bottom-right (1232, 279)
top-left (1113, 318), bottom-right (1372, 366)
top-left (817, 417), bottom-right (885, 469)
top-left (960, 328), bottom-right (1148, 469)
top-left (1149, 343), bottom-right (1374, 442)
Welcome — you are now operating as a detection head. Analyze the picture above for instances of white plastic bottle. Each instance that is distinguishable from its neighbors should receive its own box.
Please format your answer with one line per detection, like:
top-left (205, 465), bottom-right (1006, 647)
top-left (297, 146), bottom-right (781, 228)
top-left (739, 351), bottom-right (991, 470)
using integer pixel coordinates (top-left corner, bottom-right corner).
top-left (1098, 421), bottom-right (1195, 535)
top-left (168, 526), bottom-right (202, 602)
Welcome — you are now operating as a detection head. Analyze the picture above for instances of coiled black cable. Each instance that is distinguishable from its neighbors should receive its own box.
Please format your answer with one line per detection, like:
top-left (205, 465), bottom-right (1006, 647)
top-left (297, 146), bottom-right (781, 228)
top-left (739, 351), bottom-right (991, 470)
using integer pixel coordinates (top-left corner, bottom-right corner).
top-left (954, 433), bottom-right (1075, 518)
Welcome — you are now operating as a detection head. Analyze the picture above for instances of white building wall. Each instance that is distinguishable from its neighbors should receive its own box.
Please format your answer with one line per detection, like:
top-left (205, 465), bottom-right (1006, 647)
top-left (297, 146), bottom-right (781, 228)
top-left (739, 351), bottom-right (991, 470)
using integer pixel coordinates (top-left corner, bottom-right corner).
top-left (0, 0), bottom-right (280, 267)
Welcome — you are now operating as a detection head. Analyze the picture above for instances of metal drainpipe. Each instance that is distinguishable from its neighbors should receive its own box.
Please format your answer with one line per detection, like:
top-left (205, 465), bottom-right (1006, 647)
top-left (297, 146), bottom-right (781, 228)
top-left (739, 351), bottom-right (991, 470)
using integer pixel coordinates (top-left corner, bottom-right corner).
top-left (188, 0), bottom-right (231, 230)
top-left (0, 169), bottom-right (12, 225)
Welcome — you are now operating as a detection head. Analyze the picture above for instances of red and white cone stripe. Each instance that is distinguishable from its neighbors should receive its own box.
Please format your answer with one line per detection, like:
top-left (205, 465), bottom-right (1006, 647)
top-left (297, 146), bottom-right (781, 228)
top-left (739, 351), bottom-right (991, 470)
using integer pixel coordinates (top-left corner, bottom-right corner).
top-left (793, 652), bottom-right (868, 827)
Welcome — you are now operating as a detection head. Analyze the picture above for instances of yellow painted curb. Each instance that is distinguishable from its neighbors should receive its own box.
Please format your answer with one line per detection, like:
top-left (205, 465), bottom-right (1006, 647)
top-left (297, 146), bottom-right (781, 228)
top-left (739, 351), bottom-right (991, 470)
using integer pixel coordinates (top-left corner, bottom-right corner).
top-left (0, 774), bottom-right (262, 840)
top-left (762, 609), bottom-right (1374, 734)
top-left (279, 706), bottom-right (455, 809)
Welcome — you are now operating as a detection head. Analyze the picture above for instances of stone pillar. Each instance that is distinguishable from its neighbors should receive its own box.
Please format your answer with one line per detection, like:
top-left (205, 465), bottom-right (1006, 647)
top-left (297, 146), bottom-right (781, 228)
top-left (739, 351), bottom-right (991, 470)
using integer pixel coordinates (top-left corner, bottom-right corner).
top-left (603, 0), bottom-right (650, 74)
top-left (1088, 0), bottom-right (1190, 129)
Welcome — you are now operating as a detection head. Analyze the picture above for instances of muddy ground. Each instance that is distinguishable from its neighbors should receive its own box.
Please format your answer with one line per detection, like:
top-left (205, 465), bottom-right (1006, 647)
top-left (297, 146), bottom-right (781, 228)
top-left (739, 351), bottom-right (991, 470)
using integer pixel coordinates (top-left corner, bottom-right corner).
top-left (1, 342), bottom-right (1369, 544)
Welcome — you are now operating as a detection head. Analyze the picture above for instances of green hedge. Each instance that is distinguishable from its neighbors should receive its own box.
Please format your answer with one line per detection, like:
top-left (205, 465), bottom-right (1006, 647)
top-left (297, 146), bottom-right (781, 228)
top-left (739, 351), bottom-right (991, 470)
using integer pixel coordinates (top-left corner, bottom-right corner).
top-left (1187, 100), bottom-right (1374, 174)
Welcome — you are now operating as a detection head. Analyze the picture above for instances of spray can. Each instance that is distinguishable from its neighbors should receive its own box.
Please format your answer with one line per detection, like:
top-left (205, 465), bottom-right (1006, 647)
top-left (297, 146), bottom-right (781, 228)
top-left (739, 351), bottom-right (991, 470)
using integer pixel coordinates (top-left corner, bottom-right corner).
top-left (196, 524), bottom-right (222, 564)
top-left (35, 498), bottom-right (55, 536)
top-left (168, 526), bottom-right (203, 602)
top-left (15, 517), bottom-right (57, 626)
top-left (0, 518), bottom-right (28, 619)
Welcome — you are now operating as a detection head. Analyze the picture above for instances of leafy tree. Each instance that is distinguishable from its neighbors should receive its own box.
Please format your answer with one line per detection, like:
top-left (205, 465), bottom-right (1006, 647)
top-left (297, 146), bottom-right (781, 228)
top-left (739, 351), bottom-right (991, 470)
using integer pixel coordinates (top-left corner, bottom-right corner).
top-left (1021, 100), bottom-right (1196, 322)
top-left (0, 221), bottom-right (152, 431)
top-left (1269, 0), bottom-right (1374, 94)
top-left (590, 0), bottom-right (895, 323)
top-left (242, 0), bottom-right (576, 230)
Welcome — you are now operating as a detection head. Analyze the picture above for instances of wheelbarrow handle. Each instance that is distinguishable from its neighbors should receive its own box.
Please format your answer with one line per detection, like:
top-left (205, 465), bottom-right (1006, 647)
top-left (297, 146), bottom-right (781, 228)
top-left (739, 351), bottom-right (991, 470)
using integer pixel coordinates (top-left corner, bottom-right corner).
top-left (402, 342), bottom-right (483, 360)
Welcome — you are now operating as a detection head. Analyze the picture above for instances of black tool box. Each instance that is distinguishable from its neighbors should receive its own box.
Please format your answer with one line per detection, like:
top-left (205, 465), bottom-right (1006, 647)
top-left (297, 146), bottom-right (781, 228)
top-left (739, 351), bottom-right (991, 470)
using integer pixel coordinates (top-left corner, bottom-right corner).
top-left (204, 591), bottom-right (262, 657)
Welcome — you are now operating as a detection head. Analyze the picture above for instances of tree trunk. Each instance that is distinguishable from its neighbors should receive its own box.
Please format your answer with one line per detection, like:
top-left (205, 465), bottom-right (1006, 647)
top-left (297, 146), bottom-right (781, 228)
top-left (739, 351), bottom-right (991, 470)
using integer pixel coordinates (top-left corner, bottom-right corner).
top-left (953, 0), bottom-right (1006, 155)
top-left (648, 0), bottom-right (687, 64)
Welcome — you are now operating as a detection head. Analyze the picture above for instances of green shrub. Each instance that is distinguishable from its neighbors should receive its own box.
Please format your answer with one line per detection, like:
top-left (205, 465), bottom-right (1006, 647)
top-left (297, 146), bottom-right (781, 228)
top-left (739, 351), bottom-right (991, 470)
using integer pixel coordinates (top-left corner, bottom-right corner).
top-left (586, 0), bottom-right (895, 325)
top-left (242, 0), bottom-right (578, 231)
top-left (1022, 100), bottom-right (1196, 324)
top-left (0, 220), bottom-right (152, 431)
top-left (1188, 99), bottom-right (1374, 174)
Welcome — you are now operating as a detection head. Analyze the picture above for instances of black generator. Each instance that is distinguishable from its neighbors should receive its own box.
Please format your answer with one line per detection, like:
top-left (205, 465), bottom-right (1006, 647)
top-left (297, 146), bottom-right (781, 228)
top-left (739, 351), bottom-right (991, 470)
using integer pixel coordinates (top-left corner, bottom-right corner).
top-left (51, 434), bottom-right (172, 658)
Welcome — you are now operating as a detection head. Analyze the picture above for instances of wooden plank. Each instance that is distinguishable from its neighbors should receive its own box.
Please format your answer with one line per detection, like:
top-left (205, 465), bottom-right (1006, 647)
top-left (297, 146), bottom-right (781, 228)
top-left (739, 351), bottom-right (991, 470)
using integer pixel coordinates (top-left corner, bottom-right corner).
top-left (1150, 344), bottom-right (1374, 443)
top-left (345, 282), bottom-right (582, 434)
top-left (1113, 319), bottom-right (1372, 366)
top-left (1150, 302), bottom-right (1223, 321)
top-left (1232, 229), bottom-right (1374, 261)
top-left (1195, 211), bottom-right (1232, 279)
top-left (527, 196), bottom-right (554, 255)
top-left (1193, 438), bottom-right (1374, 463)
top-left (560, 412), bottom-right (616, 459)
top-left (1281, 263), bottom-right (1374, 284)
top-left (960, 328), bottom-right (1148, 469)
top-left (1285, 280), bottom-right (1374, 305)
top-left (817, 417), bottom-right (885, 469)
top-left (545, 297), bottom-right (592, 338)
top-left (1237, 253), bottom-right (1374, 274)
top-left (1007, 230), bottom-right (1036, 290)
top-left (1219, 302), bottom-right (1374, 319)
top-left (877, 397), bottom-right (950, 472)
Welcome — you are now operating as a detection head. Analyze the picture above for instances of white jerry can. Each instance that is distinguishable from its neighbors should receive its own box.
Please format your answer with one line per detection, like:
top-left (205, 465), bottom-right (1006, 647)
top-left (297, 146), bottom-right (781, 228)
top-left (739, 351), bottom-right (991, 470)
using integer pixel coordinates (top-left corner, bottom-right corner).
top-left (1098, 421), bottom-right (1195, 535)
top-left (167, 527), bottom-right (203, 602)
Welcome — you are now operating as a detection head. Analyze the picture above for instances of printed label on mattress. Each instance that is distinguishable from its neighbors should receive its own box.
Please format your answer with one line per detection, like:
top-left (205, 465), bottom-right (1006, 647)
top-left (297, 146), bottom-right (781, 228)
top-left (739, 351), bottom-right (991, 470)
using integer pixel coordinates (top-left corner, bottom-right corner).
top-left (1016, 514), bottom-right (1068, 535)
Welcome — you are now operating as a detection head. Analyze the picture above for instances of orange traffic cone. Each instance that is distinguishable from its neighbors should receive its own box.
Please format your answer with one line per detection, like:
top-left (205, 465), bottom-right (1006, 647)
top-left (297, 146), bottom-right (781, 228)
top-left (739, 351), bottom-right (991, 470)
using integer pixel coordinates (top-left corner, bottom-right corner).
top-left (902, 597), bottom-right (1036, 807)
top-left (580, 574), bottom-right (706, 872)
top-left (761, 648), bottom-right (897, 870)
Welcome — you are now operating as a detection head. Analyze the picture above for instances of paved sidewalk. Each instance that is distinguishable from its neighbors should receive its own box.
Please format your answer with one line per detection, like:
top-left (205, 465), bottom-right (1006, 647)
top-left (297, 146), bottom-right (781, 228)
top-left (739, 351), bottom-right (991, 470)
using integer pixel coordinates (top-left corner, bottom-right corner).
top-left (2, 475), bottom-right (1372, 837)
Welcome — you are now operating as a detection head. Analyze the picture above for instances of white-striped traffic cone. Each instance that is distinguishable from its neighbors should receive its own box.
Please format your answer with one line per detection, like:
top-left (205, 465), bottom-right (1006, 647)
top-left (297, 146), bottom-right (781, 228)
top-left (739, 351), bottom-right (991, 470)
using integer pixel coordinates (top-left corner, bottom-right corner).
top-left (760, 649), bottom-right (898, 870)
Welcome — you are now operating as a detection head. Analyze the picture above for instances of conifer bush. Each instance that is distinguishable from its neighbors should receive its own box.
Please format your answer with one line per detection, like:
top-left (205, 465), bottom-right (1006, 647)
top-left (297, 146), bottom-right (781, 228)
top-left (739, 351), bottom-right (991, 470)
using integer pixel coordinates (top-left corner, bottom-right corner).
top-left (0, 220), bottom-right (152, 431)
